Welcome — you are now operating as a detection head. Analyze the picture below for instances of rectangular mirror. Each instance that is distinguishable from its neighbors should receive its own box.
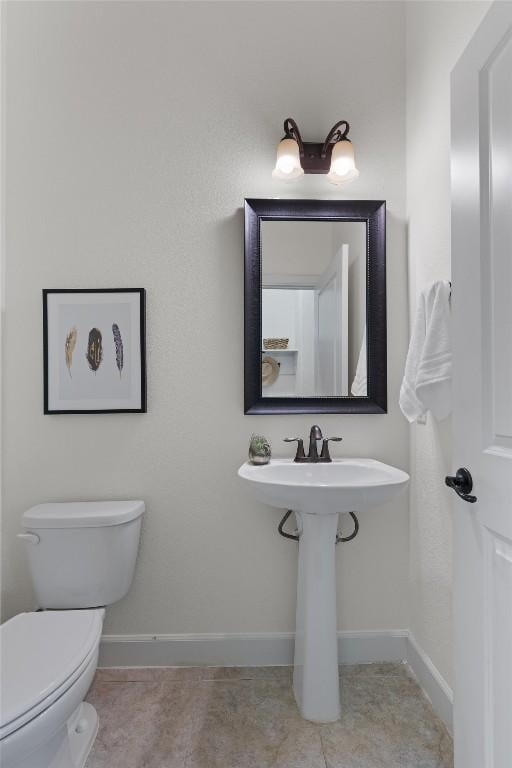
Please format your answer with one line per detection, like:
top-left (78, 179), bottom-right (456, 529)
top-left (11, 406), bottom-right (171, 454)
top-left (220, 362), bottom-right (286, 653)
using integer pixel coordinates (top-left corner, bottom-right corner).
top-left (244, 199), bottom-right (386, 414)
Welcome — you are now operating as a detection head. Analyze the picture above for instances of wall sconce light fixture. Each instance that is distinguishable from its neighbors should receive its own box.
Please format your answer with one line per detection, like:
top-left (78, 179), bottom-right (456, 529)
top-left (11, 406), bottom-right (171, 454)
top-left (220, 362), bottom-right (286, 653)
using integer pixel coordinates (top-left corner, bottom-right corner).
top-left (272, 117), bottom-right (359, 185)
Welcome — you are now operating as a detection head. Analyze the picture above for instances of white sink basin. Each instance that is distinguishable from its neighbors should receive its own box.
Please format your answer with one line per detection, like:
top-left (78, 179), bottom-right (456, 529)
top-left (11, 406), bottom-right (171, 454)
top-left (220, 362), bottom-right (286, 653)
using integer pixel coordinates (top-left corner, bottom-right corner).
top-left (238, 456), bottom-right (409, 724)
top-left (238, 458), bottom-right (409, 514)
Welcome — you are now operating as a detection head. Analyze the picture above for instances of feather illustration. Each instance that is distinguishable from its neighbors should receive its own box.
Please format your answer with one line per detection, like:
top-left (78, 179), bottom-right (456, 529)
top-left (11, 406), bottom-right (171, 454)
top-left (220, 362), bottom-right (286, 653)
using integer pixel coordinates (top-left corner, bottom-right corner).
top-left (112, 323), bottom-right (124, 378)
top-left (64, 327), bottom-right (77, 378)
top-left (86, 328), bottom-right (103, 372)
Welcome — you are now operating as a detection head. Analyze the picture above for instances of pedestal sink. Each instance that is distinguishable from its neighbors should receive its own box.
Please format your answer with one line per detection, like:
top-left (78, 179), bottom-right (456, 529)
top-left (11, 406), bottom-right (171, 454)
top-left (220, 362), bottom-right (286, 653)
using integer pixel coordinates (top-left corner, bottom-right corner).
top-left (238, 458), bottom-right (409, 723)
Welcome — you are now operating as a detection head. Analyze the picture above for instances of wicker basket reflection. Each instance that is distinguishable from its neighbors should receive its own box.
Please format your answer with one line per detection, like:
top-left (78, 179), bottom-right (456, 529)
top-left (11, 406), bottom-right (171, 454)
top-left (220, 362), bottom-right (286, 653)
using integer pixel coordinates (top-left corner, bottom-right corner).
top-left (263, 338), bottom-right (289, 350)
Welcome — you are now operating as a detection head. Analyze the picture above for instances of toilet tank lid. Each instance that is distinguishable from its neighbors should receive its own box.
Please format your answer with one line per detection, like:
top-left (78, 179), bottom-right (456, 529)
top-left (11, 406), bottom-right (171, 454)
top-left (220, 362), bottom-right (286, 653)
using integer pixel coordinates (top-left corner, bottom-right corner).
top-left (23, 500), bottom-right (145, 529)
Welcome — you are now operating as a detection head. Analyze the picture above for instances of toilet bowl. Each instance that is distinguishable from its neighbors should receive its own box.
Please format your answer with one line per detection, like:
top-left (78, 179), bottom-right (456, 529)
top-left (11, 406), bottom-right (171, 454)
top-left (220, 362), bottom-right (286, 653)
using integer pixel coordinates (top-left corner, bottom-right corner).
top-left (0, 500), bottom-right (145, 768)
top-left (0, 609), bottom-right (104, 768)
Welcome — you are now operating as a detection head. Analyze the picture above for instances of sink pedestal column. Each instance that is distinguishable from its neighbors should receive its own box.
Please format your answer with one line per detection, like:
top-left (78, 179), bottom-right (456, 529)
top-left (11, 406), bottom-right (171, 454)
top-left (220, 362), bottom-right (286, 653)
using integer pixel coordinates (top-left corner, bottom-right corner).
top-left (293, 510), bottom-right (340, 722)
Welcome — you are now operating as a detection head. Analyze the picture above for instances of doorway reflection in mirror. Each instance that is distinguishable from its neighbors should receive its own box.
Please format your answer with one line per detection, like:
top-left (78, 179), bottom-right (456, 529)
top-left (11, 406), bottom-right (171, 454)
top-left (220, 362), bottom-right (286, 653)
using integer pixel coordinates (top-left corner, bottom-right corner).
top-left (261, 221), bottom-right (367, 398)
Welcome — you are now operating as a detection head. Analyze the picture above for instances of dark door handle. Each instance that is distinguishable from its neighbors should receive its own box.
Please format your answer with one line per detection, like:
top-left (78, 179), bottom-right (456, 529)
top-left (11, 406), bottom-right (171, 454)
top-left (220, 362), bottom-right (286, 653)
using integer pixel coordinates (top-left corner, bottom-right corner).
top-left (445, 467), bottom-right (477, 503)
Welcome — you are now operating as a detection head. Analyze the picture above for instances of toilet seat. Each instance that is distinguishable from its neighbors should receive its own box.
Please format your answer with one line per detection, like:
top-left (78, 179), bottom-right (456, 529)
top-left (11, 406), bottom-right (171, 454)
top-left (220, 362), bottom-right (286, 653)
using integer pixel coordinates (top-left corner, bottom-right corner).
top-left (0, 609), bottom-right (103, 740)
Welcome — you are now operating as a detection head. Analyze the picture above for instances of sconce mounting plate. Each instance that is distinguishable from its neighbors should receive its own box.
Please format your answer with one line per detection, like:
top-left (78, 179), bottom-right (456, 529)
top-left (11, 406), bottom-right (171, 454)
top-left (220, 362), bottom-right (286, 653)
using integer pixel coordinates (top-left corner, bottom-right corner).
top-left (300, 142), bottom-right (334, 174)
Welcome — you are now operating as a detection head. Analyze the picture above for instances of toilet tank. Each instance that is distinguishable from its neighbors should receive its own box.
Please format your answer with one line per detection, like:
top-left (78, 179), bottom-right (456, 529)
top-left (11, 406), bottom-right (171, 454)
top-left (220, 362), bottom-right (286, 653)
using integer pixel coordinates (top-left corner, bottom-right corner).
top-left (20, 500), bottom-right (145, 609)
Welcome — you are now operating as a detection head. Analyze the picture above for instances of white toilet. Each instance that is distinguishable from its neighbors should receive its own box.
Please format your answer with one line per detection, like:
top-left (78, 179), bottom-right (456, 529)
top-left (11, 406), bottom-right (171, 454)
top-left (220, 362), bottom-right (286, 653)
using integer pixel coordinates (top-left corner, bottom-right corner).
top-left (0, 500), bottom-right (145, 768)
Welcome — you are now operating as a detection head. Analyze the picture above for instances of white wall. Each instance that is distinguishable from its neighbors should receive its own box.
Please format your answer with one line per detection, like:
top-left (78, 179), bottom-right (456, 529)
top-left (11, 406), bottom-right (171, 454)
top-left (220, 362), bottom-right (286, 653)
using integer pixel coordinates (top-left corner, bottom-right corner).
top-left (295, 290), bottom-right (315, 396)
top-left (2, 1), bottom-right (409, 639)
top-left (261, 289), bottom-right (299, 396)
top-left (262, 289), bottom-right (315, 397)
top-left (405, 0), bottom-right (491, 687)
top-left (262, 290), bottom-right (298, 350)
top-left (262, 220), bottom-right (333, 278)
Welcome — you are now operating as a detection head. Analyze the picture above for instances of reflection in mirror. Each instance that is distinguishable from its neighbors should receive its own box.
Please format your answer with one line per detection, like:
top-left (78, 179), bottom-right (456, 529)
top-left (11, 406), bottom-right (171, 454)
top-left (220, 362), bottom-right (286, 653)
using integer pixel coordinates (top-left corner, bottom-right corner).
top-left (261, 221), bottom-right (367, 398)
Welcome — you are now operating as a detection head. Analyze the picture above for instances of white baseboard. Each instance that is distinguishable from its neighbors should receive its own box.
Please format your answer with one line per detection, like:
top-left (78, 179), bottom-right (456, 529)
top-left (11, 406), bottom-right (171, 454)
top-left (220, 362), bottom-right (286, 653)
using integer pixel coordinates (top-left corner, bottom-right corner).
top-left (99, 632), bottom-right (296, 668)
top-left (99, 629), bottom-right (408, 668)
top-left (98, 629), bottom-right (452, 733)
top-left (337, 630), bottom-right (408, 664)
top-left (405, 633), bottom-right (453, 734)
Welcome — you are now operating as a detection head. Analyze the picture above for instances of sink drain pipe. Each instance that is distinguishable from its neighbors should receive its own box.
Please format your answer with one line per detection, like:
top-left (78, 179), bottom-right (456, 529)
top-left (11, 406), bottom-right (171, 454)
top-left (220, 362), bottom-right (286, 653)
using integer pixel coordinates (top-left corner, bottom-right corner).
top-left (278, 510), bottom-right (359, 544)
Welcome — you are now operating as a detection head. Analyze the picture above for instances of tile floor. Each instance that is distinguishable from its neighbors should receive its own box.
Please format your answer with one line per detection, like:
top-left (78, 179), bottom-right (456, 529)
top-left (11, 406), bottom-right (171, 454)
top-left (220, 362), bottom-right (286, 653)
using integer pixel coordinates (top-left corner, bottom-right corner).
top-left (85, 663), bottom-right (453, 768)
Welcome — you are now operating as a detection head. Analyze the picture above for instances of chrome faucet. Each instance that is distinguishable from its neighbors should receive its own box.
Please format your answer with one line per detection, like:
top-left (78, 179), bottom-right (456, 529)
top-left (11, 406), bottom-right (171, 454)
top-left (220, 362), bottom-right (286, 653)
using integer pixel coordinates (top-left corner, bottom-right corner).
top-left (284, 425), bottom-right (342, 463)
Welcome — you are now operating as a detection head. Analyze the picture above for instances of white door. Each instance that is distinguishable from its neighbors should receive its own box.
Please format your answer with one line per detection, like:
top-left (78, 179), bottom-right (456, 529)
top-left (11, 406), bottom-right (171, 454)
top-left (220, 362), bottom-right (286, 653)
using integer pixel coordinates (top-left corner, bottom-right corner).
top-left (451, 5), bottom-right (512, 767)
top-left (314, 247), bottom-right (348, 396)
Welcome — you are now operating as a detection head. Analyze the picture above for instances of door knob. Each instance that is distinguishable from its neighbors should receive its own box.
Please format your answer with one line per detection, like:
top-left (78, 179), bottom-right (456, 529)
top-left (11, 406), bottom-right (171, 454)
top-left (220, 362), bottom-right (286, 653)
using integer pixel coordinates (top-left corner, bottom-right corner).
top-left (445, 468), bottom-right (477, 503)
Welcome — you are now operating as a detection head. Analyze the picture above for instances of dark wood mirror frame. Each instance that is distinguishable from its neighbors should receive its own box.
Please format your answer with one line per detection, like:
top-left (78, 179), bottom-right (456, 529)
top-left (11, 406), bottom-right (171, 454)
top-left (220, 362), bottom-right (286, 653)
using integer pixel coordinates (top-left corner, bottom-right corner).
top-left (244, 198), bottom-right (387, 414)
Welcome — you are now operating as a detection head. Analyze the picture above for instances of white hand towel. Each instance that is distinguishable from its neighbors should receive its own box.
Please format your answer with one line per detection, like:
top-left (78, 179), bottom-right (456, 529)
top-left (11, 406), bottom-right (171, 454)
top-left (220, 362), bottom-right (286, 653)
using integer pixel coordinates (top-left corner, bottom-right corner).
top-left (400, 280), bottom-right (452, 423)
top-left (351, 328), bottom-right (367, 396)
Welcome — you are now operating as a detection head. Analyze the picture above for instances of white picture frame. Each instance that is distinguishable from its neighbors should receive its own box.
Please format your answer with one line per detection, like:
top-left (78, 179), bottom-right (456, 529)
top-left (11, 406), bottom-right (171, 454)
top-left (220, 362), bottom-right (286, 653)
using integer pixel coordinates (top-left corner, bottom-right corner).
top-left (43, 289), bottom-right (147, 414)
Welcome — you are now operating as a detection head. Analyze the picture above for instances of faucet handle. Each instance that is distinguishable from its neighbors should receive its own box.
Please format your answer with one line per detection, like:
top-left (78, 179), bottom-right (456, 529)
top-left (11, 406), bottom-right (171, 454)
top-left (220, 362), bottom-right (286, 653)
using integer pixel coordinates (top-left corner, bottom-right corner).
top-left (320, 437), bottom-right (343, 462)
top-left (283, 437), bottom-right (306, 462)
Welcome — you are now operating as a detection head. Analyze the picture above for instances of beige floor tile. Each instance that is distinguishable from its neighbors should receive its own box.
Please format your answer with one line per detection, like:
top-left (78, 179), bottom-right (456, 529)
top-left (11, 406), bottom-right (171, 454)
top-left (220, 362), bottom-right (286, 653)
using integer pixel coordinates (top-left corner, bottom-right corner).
top-left (86, 681), bottom-right (196, 768)
top-left (85, 664), bottom-right (453, 768)
top-left (321, 667), bottom-right (452, 768)
top-left (95, 666), bottom-right (204, 683)
top-left (153, 667), bottom-right (205, 683)
top-left (94, 668), bottom-right (156, 683)
top-left (340, 662), bottom-right (408, 678)
top-left (200, 666), bottom-right (293, 682)
top-left (186, 679), bottom-right (324, 768)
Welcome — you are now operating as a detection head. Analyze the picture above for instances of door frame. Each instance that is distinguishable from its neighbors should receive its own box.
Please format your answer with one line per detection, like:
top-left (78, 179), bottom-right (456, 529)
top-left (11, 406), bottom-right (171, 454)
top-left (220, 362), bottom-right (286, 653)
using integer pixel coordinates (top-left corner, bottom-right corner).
top-left (314, 247), bottom-right (349, 397)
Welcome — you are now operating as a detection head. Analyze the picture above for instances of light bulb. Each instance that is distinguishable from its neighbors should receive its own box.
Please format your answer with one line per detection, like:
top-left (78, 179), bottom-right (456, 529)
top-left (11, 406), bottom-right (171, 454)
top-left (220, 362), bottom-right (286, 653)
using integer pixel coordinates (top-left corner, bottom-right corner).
top-left (272, 138), bottom-right (304, 181)
top-left (332, 157), bottom-right (352, 176)
top-left (277, 156), bottom-right (296, 174)
top-left (326, 139), bottom-right (359, 185)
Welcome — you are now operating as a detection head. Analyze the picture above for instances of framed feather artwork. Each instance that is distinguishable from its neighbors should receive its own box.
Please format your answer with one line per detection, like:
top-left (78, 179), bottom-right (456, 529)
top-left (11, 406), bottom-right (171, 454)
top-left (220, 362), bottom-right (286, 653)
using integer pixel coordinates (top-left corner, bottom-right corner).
top-left (43, 289), bottom-right (146, 414)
